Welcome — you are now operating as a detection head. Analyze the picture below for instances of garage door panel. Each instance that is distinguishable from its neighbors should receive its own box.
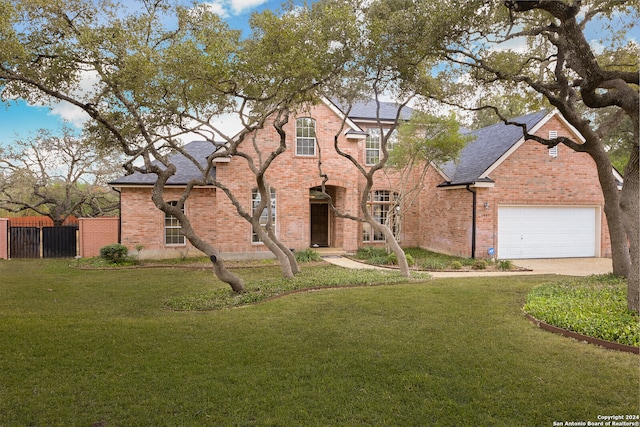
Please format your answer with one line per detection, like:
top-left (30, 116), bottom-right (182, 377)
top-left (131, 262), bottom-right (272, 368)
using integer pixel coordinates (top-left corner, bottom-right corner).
top-left (498, 207), bottom-right (596, 259)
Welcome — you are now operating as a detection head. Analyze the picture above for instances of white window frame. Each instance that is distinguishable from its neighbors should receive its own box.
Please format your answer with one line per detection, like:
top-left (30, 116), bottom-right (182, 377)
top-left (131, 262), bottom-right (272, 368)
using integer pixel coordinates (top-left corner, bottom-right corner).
top-left (362, 190), bottom-right (399, 242)
top-left (252, 188), bottom-right (277, 243)
top-left (165, 201), bottom-right (186, 246)
top-left (365, 128), bottom-right (398, 165)
top-left (296, 118), bottom-right (317, 156)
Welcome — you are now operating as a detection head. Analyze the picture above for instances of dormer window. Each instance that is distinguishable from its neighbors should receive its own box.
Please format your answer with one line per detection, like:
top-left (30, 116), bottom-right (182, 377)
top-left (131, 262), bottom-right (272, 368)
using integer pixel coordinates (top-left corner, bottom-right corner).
top-left (296, 118), bottom-right (316, 156)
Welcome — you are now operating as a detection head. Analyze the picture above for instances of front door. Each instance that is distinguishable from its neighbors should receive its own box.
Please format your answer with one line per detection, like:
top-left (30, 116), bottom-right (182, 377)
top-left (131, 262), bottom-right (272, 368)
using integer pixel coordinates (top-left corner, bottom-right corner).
top-left (310, 203), bottom-right (329, 247)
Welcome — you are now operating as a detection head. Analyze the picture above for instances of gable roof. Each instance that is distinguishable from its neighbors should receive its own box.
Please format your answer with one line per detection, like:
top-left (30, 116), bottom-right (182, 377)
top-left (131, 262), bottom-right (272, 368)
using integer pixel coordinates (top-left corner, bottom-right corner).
top-left (438, 110), bottom-right (550, 186)
top-left (326, 98), bottom-right (414, 124)
top-left (109, 141), bottom-right (219, 187)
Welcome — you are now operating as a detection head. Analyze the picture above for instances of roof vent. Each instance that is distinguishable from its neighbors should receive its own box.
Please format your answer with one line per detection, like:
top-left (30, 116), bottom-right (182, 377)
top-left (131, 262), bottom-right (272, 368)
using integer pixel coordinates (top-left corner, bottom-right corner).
top-left (548, 131), bottom-right (558, 158)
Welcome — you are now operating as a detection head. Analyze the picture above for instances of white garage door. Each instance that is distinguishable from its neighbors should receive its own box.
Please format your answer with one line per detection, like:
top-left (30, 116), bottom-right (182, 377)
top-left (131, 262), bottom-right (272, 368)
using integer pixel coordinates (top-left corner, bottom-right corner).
top-left (498, 206), bottom-right (597, 259)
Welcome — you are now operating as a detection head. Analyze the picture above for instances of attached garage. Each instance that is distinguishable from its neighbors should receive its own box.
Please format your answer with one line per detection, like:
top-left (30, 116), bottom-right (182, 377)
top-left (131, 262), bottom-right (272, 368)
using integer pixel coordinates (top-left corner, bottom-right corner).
top-left (497, 206), bottom-right (598, 259)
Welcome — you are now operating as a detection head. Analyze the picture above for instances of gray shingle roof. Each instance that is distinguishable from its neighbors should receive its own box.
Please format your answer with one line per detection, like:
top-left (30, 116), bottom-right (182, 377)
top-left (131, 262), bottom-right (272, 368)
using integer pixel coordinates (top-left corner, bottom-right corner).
top-left (332, 98), bottom-right (414, 121)
top-left (439, 110), bottom-right (549, 186)
top-left (109, 141), bottom-right (219, 186)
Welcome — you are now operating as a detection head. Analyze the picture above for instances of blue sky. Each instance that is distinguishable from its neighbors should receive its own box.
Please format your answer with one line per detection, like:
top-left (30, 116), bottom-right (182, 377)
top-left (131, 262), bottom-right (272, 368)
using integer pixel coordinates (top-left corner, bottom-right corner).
top-left (0, 1), bottom-right (637, 147)
top-left (0, 0), bottom-right (287, 146)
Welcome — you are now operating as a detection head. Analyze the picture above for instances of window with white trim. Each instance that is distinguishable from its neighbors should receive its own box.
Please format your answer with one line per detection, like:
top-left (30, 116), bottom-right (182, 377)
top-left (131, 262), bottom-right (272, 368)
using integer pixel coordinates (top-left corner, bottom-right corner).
top-left (362, 190), bottom-right (399, 242)
top-left (296, 118), bottom-right (316, 156)
top-left (165, 201), bottom-right (186, 245)
top-left (365, 128), bottom-right (398, 165)
top-left (252, 188), bottom-right (276, 243)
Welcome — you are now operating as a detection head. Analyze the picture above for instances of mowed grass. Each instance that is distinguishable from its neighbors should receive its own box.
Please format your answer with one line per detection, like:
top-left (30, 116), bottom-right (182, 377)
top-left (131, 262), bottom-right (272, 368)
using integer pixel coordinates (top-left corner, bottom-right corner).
top-left (0, 259), bottom-right (638, 426)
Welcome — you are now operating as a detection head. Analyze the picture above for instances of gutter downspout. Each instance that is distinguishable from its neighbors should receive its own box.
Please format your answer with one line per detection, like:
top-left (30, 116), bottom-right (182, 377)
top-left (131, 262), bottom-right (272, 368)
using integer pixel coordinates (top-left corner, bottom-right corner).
top-left (466, 184), bottom-right (476, 259)
top-left (113, 188), bottom-right (122, 244)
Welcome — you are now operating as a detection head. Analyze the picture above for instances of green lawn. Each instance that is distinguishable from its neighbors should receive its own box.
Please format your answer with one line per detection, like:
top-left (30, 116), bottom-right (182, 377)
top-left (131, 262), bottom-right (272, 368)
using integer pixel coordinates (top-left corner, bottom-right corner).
top-left (0, 259), bottom-right (637, 426)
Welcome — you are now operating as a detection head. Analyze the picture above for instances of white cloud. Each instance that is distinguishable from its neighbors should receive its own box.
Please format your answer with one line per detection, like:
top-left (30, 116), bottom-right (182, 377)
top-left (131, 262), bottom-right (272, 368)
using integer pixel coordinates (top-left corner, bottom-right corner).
top-left (230, 0), bottom-right (269, 14)
top-left (38, 70), bottom-right (100, 128)
top-left (202, 1), bottom-right (230, 18)
top-left (48, 101), bottom-right (90, 128)
top-left (589, 39), bottom-right (605, 55)
top-left (201, 0), bottom-right (269, 18)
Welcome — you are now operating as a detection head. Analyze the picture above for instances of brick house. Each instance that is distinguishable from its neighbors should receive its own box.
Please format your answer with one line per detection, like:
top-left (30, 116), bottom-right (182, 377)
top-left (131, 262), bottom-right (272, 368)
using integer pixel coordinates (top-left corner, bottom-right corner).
top-left (110, 99), bottom-right (614, 260)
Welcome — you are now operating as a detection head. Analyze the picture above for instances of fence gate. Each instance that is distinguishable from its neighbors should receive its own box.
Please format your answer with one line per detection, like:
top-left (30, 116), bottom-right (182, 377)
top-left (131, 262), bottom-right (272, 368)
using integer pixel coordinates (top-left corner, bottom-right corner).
top-left (43, 226), bottom-right (78, 258)
top-left (9, 220), bottom-right (78, 258)
top-left (9, 227), bottom-right (40, 258)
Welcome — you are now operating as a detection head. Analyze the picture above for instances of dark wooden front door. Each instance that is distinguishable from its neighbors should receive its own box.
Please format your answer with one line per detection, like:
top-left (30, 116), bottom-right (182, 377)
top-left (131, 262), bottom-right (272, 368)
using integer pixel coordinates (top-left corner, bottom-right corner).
top-left (310, 203), bottom-right (329, 247)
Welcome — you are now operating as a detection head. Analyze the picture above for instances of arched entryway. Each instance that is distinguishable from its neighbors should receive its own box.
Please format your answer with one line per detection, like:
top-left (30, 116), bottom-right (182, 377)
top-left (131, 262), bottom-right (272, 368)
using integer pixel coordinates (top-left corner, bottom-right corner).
top-left (310, 186), bottom-right (330, 247)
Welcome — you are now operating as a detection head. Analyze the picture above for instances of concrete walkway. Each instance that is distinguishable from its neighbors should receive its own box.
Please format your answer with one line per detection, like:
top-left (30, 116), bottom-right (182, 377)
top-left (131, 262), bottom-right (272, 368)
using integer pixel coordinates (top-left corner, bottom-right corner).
top-left (321, 256), bottom-right (613, 278)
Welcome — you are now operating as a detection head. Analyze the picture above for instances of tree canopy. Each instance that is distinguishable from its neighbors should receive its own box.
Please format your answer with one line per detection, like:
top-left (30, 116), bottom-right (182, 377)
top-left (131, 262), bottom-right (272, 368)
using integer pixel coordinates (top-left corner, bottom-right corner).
top-left (0, 127), bottom-right (121, 225)
top-left (430, 0), bottom-right (639, 311)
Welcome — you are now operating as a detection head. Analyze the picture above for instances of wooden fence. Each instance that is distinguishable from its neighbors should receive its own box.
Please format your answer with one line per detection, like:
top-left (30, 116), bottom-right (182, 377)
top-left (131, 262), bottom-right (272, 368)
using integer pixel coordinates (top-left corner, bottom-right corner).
top-left (0, 217), bottom-right (119, 260)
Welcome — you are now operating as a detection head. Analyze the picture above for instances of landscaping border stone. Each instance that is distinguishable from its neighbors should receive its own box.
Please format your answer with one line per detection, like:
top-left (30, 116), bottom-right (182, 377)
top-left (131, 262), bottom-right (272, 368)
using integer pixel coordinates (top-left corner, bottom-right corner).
top-left (524, 313), bottom-right (639, 354)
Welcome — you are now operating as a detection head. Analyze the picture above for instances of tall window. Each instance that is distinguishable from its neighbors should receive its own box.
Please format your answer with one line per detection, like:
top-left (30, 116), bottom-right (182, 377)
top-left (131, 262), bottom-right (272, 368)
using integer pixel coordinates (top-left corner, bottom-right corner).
top-left (365, 128), bottom-right (398, 165)
top-left (362, 190), bottom-right (399, 242)
top-left (165, 201), bottom-right (185, 245)
top-left (296, 118), bottom-right (316, 156)
top-left (252, 188), bottom-right (277, 243)
top-left (365, 128), bottom-right (381, 165)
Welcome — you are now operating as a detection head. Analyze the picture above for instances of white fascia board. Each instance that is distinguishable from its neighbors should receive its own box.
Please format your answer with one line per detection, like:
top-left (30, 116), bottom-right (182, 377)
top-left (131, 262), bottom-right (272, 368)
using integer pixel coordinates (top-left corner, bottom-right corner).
top-left (438, 182), bottom-right (495, 190)
top-left (211, 156), bottom-right (230, 163)
top-left (351, 118), bottom-right (397, 126)
top-left (479, 110), bottom-right (576, 179)
top-left (480, 136), bottom-right (526, 179)
top-left (320, 96), bottom-right (364, 134)
top-left (548, 110), bottom-right (586, 143)
top-left (613, 167), bottom-right (624, 190)
top-left (430, 161), bottom-right (451, 181)
top-left (112, 184), bottom-right (217, 190)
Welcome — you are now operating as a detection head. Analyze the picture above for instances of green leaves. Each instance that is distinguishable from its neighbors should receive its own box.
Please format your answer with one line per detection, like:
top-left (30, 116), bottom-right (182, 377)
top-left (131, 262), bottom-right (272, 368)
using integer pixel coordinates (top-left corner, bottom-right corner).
top-left (389, 112), bottom-right (469, 168)
top-left (524, 274), bottom-right (639, 346)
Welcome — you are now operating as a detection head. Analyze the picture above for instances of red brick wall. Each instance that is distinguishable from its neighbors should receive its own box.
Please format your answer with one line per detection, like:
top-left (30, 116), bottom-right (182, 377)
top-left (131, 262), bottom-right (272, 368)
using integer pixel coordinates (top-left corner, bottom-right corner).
top-left (419, 167), bottom-right (474, 257)
top-left (117, 101), bottom-right (416, 258)
top-left (0, 219), bottom-right (8, 260)
top-left (119, 187), bottom-right (218, 258)
top-left (78, 217), bottom-right (120, 257)
top-left (418, 115), bottom-right (610, 259)
top-left (117, 109), bottom-right (612, 260)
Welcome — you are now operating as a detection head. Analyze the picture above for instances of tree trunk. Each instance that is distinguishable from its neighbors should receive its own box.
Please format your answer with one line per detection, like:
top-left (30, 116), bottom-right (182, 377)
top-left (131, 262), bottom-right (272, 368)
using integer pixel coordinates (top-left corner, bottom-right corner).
top-left (209, 254), bottom-right (246, 293)
top-left (267, 227), bottom-right (300, 275)
top-left (371, 220), bottom-right (410, 277)
top-left (620, 143), bottom-right (639, 313)
top-left (253, 222), bottom-right (295, 279)
top-left (151, 184), bottom-right (245, 292)
top-left (180, 228), bottom-right (246, 292)
top-left (586, 144), bottom-right (631, 277)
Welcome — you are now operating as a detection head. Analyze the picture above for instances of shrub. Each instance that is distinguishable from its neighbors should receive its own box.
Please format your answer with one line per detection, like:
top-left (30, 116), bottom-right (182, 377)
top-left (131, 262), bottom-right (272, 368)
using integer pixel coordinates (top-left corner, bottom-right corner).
top-left (370, 254), bottom-right (391, 265)
top-left (356, 246), bottom-right (388, 260)
top-left (498, 260), bottom-right (513, 271)
top-left (472, 260), bottom-right (487, 270)
top-left (295, 248), bottom-right (322, 262)
top-left (387, 252), bottom-right (415, 266)
top-left (420, 258), bottom-right (448, 270)
top-left (99, 244), bottom-right (129, 264)
top-left (450, 261), bottom-right (463, 270)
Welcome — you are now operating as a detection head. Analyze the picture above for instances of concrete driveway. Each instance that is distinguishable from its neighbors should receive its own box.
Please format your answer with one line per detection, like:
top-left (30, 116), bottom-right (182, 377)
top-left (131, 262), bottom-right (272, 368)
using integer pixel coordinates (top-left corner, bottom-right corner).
top-left (512, 258), bottom-right (613, 276)
top-left (322, 256), bottom-right (613, 278)
top-left (427, 258), bottom-right (613, 278)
